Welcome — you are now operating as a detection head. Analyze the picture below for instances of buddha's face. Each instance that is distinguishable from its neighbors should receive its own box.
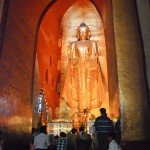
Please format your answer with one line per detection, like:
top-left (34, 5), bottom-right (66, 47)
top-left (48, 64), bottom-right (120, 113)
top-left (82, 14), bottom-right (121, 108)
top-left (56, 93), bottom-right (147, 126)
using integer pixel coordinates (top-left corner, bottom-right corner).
top-left (78, 26), bottom-right (90, 40)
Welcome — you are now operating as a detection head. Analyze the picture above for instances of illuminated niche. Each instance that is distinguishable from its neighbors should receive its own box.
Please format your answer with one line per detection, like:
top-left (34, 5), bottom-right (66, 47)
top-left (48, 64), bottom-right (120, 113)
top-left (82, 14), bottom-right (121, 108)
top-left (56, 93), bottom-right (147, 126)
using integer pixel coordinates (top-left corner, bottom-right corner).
top-left (59, 1), bottom-right (110, 118)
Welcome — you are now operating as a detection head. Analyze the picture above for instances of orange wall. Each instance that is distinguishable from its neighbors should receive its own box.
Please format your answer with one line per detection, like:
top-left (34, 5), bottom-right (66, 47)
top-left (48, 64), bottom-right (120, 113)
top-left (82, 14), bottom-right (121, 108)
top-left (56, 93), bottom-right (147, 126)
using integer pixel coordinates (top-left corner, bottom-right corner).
top-left (93, 0), bottom-right (119, 117)
top-left (36, 0), bottom-right (76, 118)
top-left (37, 0), bottom-right (119, 118)
top-left (0, 0), bottom-right (119, 147)
top-left (0, 0), bottom-right (52, 147)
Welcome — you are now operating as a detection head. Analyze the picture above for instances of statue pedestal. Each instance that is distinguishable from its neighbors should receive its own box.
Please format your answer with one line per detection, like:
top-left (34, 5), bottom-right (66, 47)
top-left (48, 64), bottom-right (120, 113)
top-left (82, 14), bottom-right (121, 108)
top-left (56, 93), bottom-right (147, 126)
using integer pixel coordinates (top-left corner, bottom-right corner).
top-left (72, 109), bottom-right (95, 132)
top-left (47, 121), bottom-right (95, 135)
top-left (47, 122), bottom-right (73, 135)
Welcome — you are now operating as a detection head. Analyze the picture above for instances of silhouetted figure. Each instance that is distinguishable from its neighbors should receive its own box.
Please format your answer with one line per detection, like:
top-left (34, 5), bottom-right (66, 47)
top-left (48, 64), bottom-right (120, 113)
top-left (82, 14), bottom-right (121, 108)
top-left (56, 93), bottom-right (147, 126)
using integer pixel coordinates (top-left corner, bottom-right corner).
top-left (76, 132), bottom-right (91, 150)
top-left (67, 128), bottom-right (78, 150)
top-left (49, 134), bottom-right (57, 150)
top-left (91, 130), bottom-right (98, 150)
top-left (94, 108), bottom-right (113, 150)
top-left (107, 132), bottom-right (121, 150)
top-left (78, 126), bottom-right (85, 138)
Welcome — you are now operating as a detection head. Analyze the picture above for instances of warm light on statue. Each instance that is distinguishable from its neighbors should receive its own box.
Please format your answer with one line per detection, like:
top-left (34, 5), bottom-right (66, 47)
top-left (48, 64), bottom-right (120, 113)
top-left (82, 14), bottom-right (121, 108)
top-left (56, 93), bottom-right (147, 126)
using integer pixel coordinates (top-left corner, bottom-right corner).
top-left (62, 23), bottom-right (103, 114)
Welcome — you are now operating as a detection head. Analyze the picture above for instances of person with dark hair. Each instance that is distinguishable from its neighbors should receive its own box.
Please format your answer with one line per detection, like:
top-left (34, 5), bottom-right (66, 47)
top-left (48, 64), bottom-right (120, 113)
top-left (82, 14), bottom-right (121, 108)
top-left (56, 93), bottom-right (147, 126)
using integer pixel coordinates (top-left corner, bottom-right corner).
top-left (49, 134), bottom-right (57, 150)
top-left (78, 126), bottom-right (84, 138)
top-left (56, 132), bottom-right (69, 150)
top-left (34, 125), bottom-right (50, 150)
top-left (67, 128), bottom-right (78, 150)
top-left (94, 108), bottom-right (113, 150)
top-left (76, 132), bottom-right (91, 150)
top-left (107, 132), bottom-right (121, 150)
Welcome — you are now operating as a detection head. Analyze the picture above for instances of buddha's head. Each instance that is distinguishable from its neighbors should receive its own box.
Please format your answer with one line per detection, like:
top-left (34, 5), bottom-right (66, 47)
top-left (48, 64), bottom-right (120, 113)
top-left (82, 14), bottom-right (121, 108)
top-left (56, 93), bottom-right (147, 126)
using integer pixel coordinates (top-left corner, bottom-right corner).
top-left (76, 23), bottom-right (91, 40)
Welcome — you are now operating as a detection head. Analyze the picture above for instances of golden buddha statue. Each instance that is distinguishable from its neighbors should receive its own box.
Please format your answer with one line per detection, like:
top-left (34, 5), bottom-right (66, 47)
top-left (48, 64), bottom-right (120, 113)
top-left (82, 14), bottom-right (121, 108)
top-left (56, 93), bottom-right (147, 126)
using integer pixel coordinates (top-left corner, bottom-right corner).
top-left (62, 23), bottom-right (102, 114)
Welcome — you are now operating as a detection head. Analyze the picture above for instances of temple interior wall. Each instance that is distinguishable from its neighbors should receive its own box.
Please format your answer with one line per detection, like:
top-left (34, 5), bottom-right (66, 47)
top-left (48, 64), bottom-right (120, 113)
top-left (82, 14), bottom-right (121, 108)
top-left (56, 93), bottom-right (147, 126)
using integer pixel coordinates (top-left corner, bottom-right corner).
top-left (0, 0), bottom-right (149, 148)
top-left (112, 0), bottom-right (150, 140)
top-left (0, 0), bottom-right (52, 147)
top-left (136, 0), bottom-right (150, 103)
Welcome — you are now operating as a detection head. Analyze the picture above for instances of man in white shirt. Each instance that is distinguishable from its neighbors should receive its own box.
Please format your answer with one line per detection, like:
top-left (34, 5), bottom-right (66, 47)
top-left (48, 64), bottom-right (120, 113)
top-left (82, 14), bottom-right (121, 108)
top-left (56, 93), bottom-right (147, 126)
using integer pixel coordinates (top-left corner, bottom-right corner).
top-left (34, 125), bottom-right (50, 150)
top-left (108, 132), bottom-right (121, 150)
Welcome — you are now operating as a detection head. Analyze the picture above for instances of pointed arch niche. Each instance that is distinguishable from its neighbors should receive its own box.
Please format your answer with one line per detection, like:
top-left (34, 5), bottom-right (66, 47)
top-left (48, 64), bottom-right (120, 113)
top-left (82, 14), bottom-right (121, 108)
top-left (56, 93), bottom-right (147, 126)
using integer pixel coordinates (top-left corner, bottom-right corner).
top-left (59, 1), bottom-right (117, 118)
top-left (35, 0), bottom-right (119, 121)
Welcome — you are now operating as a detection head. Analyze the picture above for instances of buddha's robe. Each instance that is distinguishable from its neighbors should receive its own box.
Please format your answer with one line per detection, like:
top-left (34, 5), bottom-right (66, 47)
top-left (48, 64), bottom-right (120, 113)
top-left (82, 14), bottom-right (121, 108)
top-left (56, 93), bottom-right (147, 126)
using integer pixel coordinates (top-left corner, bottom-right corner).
top-left (62, 39), bottom-right (102, 111)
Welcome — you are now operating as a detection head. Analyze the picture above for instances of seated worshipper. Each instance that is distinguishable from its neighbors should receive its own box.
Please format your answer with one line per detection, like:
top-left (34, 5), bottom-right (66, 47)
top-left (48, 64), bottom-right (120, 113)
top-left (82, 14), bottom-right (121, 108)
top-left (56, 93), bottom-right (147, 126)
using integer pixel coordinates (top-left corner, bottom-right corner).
top-left (76, 132), bottom-right (91, 150)
top-left (56, 132), bottom-right (69, 150)
top-left (108, 132), bottom-right (121, 150)
top-left (34, 125), bottom-right (50, 150)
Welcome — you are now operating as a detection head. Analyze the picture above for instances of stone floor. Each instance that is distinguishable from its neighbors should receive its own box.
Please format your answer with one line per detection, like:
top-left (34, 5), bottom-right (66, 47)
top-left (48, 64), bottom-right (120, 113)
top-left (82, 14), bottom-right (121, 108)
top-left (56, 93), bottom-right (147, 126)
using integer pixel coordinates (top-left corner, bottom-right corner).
top-left (3, 142), bottom-right (150, 150)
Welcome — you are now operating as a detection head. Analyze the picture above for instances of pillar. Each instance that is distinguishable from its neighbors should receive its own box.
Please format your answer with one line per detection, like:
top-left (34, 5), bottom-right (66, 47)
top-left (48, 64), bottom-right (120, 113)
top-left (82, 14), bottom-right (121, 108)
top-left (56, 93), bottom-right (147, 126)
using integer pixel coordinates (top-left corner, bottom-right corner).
top-left (112, 0), bottom-right (150, 141)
